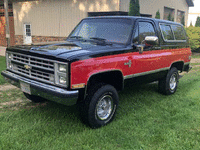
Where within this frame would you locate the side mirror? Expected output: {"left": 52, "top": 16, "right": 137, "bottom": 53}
{"left": 145, "top": 36, "right": 159, "bottom": 45}
{"left": 137, "top": 45, "right": 144, "bottom": 54}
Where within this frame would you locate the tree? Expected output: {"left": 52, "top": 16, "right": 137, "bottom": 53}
{"left": 181, "top": 16, "right": 185, "bottom": 26}
{"left": 189, "top": 21, "right": 193, "bottom": 27}
{"left": 128, "top": 0, "right": 140, "bottom": 16}
{"left": 167, "top": 13, "right": 172, "bottom": 21}
{"left": 195, "top": 16, "right": 200, "bottom": 27}
{"left": 155, "top": 10, "right": 160, "bottom": 19}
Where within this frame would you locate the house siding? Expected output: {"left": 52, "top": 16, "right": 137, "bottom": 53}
{"left": 13, "top": 0, "right": 189, "bottom": 45}
{"left": 13, "top": 0, "right": 119, "bottom": 38}
{"left": 120, "top": 0, "right": 188, "bottom": 24}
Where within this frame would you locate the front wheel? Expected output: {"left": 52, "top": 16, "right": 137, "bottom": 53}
{"left": 79, "top": 84, "right": 119, "bottom": 128}
{"left": 158, "top": 67, "right": 179, "bottom": 95}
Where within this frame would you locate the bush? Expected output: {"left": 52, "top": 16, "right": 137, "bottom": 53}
{"left": 186, "top": 27, "right": 200, "bottom": 52}
{"left": 155, "top": 10, "right": 160, "bottom": 19}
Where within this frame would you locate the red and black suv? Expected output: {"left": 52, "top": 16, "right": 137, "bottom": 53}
{"left": 1, "top": 16, "right": 192, "bottom": 128}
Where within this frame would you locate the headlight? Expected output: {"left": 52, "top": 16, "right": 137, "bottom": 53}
{"left": 8, "top": 53, "right": 12, "bottom": 59}
{"left": 6, "top": 53, "right": 12, "bottom": 69}
{"left": 58, "top": 64, "right": 67, "bottom": 72}
{"left": 59, "top": 76, "right": 66, "bottom": 84}
{"left": 55, "top": 63, "right": 68, "bottom": 87}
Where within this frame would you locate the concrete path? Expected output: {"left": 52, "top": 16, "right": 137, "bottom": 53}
{"left": 0, "top": 46, "right": 6, "bottom": 56}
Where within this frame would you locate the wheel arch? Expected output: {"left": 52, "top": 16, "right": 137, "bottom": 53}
{"left": 77, "top": 70, "right": 124, "bottom": 102}
{"left": 170, "top": 61, "right": 184, "bottom": 72}
{"left": 86, "top": 70, "right": 124, "bottom": 91}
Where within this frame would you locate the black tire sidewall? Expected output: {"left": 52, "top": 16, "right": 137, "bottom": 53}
{"left": 165, "top": 67, "right": 179, "bottom": 95}
{"left": 87, "top": 85, "right": 118, "bottom": 128}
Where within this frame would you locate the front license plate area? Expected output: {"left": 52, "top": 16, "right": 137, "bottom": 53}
{"left": 20, "top": 81, "right": 31, "bottom": 94}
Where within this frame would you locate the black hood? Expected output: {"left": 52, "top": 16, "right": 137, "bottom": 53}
{"left": 8, "top": 40, "right": 127, "bottom": 62}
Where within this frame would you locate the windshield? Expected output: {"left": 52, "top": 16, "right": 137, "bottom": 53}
{"left": 68, "top": 18, "right": 133, "bottom": 44}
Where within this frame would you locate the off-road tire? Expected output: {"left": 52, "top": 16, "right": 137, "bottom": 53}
{"left": 158, "top": 67, "right": 179, "bottom": 95}
{"left": 79, "top": 83, "right": 119, "bottom": 128}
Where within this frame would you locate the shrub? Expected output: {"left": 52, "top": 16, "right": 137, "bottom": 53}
{"left": 128, "top": 0, "right": 140, "bottom": 16}
{"left": 155, "top": 10, "right": 160, "bottom": 19}
{"left": 186, "top": 27, "right": 200, "bottom": 52}
{"left": 195, "top": 16, "right": 200, "bottom": 27}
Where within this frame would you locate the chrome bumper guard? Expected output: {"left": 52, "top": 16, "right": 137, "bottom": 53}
{"left": 1, "top": 70, "right": 79, "bottom": 106}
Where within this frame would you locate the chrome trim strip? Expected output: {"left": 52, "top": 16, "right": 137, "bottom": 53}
{"left": 124, "top": 67, "right": 170, "bottom": 79}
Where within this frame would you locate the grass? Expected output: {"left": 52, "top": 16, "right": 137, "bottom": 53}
{"left": 0, "top": 56, "right": 200, "bottom": 149}
{"left": 0, "top": 56, "right": 6, "bottom": 84}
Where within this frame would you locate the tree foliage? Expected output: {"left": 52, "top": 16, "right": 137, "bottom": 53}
{"left": 155, "top": 10, "right": 160, "bottom": 19}
{"left": 167, "top": 13, "right": 174, "bottom": 21}
{"left": 195, "top": 16, "right": 200, "bottom": 27}
{"left": 128, "top": 0, "right": 140, "bottom": 16}
{"left": 189, "top": 21, "right": 193, "bottom": 27}
{"left": 181, "top": 16, "right": 185, "bottom": 26}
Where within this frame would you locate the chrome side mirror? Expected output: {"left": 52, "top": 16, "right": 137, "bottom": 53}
{"left": 145, "top": 36, "right": 159, "bottom": 45}
{"left": 137, "top": 45, "right": 144, "bottom": 54}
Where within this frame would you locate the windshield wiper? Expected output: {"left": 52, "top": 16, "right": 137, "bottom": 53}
{"left": 89, "top": 37, "right": 112, "bottom": 45}
{"left": 90, "top": 37, "right": 106, "bottom": 41}
{"left": 69, "top": 36, "right": 83, "bottom": 39}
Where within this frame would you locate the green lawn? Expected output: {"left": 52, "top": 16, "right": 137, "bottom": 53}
{"left": 0, "top": 56, "right": 200, "bottom": 149}
{"left": 0, "top": 56, "right": 6, "bottom": 84}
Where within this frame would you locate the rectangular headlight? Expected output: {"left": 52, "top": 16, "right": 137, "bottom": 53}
{"left": 6, "top": 53, "right": 12, "bottom": 69}
{"left": 59, "top": 76, "right": 66, "bottom": 84}
{"left": 54, "top": 62, "right": 68, "bottom": 87}
{"left": 58, "top": 64, "right": 67, "bottom": 72}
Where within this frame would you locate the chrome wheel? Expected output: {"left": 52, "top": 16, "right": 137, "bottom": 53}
{"left": 169, "top": 73, "right": 177, "bottom": 91}
{"left": 96, "top": 95, "right": 113, "bottom": 120}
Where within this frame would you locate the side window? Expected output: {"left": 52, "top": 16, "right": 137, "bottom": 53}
{"left": 133, "top": 25, "right": 139, "bottom": 44}
{"left": 171, "top": 25, "right": 186, "bottom": 40}
{"left": 138, "top": 22, "right": 156, "bottom": 44}
{"left": 160, "top": 24, "right": 174, "bottom": 40}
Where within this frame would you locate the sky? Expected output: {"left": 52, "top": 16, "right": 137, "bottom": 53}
{"left": 187, "top": 0, "right": 200, "bottom": 26}
{"left": 189, "top": 0, "right": 200, "bottom": 13}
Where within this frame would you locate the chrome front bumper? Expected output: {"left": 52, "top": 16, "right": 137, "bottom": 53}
{"left": 1, "top": 70, "right": 79, "bottom": 106}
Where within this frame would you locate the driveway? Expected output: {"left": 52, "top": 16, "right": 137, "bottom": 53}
{"left": 0, "top": 46, "right": 6, "bottom": 56}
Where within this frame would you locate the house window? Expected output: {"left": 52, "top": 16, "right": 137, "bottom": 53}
{"left": 164, "top": 7, "right": 175, "bottom": 21}
{"left": 177, "top": 10, "right": 185, "bottom": 24}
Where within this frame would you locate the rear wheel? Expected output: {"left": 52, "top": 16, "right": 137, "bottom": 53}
{"left": 79, "top": 84, "right": 119, "bottom": 128}
{"left": 158, "top": 67, "right": 179, "bottom": 95}
{"left": 24, "top": 93, "right": 46, "bottom": 103}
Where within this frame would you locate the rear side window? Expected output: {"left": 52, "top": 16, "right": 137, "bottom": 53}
{"left": 171, "top": 25, "right": 186, "bottom": 40}
{"left": 160, "top": 24, "right": 174, "bottom": 40}
{"left": 160, "top": 23, "right": 186, "bottom": 42}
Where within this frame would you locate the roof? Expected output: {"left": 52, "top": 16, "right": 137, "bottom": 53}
{"left": 85, "top": 16, "right": 183, "bottom": 25}
{"left": 186, "top": 0, "right": 194, "bottom": 7}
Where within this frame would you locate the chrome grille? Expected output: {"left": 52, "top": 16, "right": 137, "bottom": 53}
{"left": 11, "top": 53, "right": 55, "bottom": 84}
